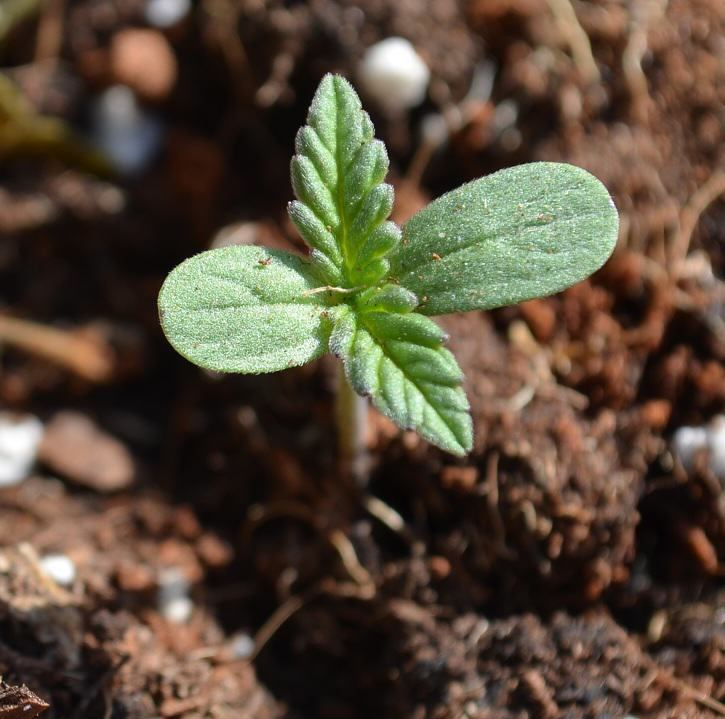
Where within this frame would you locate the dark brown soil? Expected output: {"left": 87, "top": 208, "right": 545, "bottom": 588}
{"left": 0, "top": 0, "right": 723, "bottom": 717}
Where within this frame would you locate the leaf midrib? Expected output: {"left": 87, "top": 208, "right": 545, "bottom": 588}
{"left": 398, "top": 190, "right": 606, "bottom": 277}
{"left": 359, "top": 315, "right": 467, "bottom": 451}
{"left": 175, "top": 302, "right": 324, "bottom": 311}
{"left": 333, "top": 80, "right": 352, "bottom": 285}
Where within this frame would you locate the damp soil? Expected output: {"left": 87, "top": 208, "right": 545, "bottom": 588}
{"left": 0, "top": 0, "right": 723, "bottom": 717}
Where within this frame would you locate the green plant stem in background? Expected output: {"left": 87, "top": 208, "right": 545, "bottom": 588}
{"left": 0, "top": 0, "right": 43, "bottom": 46}
{"left": 0, "top": 72, "right": 111, "bottom": 175}
{"left": 336, "top": 363, "right": 368, "bottom": 487}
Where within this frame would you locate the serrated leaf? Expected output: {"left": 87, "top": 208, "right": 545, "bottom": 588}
{"left": 331, "top": 307, "right": 472, "bottom": 455}
{"left": 392, "top": 162, "right": 619, "bottom": 316}
{"left": 288, "top": 74, "right": 399, "bottom": 287}
{"left": 356, "top": 284, "right": 418, "bottom": 313}
{"left": 158, "top": 246, "right": 334, "bottom": 374}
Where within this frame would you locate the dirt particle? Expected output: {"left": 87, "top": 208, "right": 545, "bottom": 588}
{"left": 39, "top": 411, "right": 136, "bottom": 492}
{"left": 110, "top": 29, "right": 177, "bottom": 102}
{"left": 429, "top": 555, "right": 452, "bottom": 580}
{"left": 0, "top": 680, "right": 49, "bottom": 718}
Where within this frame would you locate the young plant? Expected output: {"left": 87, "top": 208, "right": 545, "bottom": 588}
{"left": 158, "top": 74, "right": 618, "bottom": 460}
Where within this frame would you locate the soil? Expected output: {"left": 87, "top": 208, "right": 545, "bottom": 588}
{"left": 0, "top": 0, "right": 723, "bottom": 717}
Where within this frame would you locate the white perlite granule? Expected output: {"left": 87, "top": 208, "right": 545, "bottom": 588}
{"left": 359, "top": 37, "right": 430, "bottom": 112}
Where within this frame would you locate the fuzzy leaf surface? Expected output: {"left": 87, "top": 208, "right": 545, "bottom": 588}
{"left": 331, "top": 307, "right": 472, "bottom": 455}
{"left": 355, "top": 284, "right": 419, "bottom": 313}
{"left": 392, "top": 162, "right": 619, "bottom": 315}
{"left": 158, "top": 246, "right": 333, "bottom": 374}
{"left": 288, "top": 74, "right": 400, "bottom": 286}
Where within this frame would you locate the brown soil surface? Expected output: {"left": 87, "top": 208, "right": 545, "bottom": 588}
{"left": 0, "top": 0, "right": 723, "bottom": 717}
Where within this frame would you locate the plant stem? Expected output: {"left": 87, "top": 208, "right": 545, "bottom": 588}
{"left": 0, "top": 0, "right": 42, "bottom": 44}
{"left": 336, "top": 363, "right": 369, "bottom": 488}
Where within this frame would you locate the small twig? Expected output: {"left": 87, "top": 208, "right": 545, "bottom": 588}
{"left": 249, "top": 593, "right": 308, "bottom": 661}
{"left": 0, "top": 314, "right": 114, "bottom": 382}
{"left": 671, "top": 171, "right": 725, "bottom": 269}
{"left": 656, "top": 660, "right": 725, "bottom": 716}
{"left": 506, "top": 384, "right": 536, "bottom": 412}
{"left": 363, "top": 494, "right": 406, "bottom": 534}
{"left": 536, "top": 382, "right": 590, "bottom": 410}
{"left": 684, "top": 688, "right": 725, "bottom": 717}
{"left": 249, "top": 580, "right": 375, "bottom": 661}
{"left": 622, "top": 0, "right": 668, "bottom": 123}
{"left": 622, "top": 20, "right": 650, "bottom": 122}
{"left": 328, "top": 528, "right": 374, "bottom": 587}
{"left": 406, "top": 133, "right": 441, "bottom": 188}
{"left": 482, "top": 452, "right": 517, "bottom": 561}
{"left": 545, "top": 0, "right": 600, "bottom": 84}
{"left": 363, "top": 493, "right": 419, "bottom": 553}
{"left": 243, "top": 500, "right": 374, "bottom": 587}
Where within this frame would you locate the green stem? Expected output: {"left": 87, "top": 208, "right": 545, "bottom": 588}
{"left": 0, "top": 0, "right": 43, "bottom": 44}
{"left": 336, "top": 363, "right": 369, "bottom": 487}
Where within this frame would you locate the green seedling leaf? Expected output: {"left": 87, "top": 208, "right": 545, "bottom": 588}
{"left": 158, "top": 246, "right": 334, "bottom": 374}
{"left": 330, "top": 307, "right": 472, "bottom": 455}
{"left": 392, "top": 162, "right": 619, "bottom": 316}
{"left": 288, "top": 74, "right": 400, "bottom": 287}
{"left": 159, "top": 76, "right": 619, "bottom": 459}
{"left": 356, "top": 284, "right": 418, "bottom": 313}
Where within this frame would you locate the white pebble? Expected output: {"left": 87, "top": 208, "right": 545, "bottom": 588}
{"left": 40, "top": 554, "right": 77, "bottom": 586}
{"left": 145, "top": 0, "right": 191, "bottom": 28}
{"left": 157, "top": 567, "right": 193, "bottom": 623}
{"left": 672, "top": 426, "right": 709, "bottom": 471}
{"left": 672, "top": 416, "right": 725, "bottom": 479}
{"left": 359, "top": 37, "right": 430, "bottom": 112}
{"left": 0, "top": 413, "right": 44, "bottom": 487}
{"left": 708, "top": 416, "right": 725, "bottom": 479}
{"left": 161, "top": 595, "right": 194, "bottom": 624}
{"left": 91, "top": 86, "right": 163, "bottom": 176}
{"left": 229, "top": 633, "right": 255, "bottom": 659}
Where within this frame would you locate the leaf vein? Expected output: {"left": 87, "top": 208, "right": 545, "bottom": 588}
{"left": 400, "top": 206, "right": 607, "bottom": 276}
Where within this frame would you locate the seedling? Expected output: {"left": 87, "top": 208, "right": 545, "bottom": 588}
{"left": 159, "top": 74, "right": 618, "bottom": 464}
